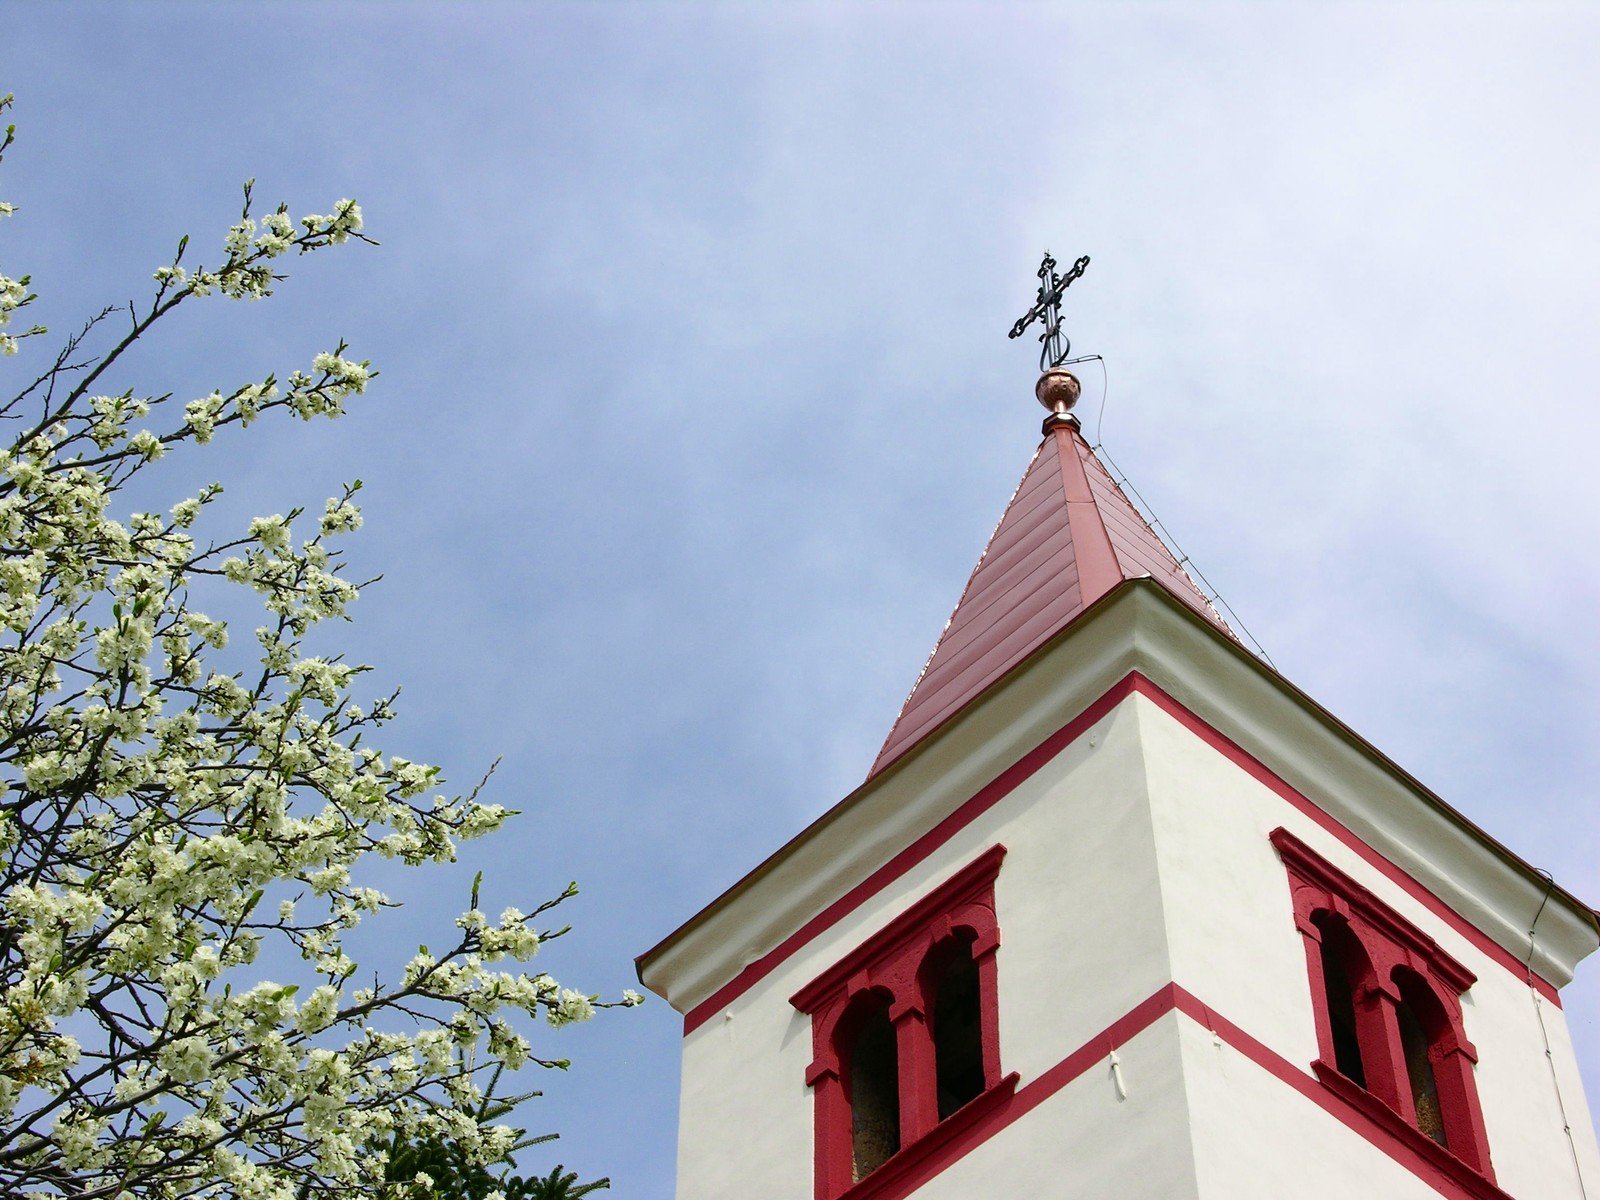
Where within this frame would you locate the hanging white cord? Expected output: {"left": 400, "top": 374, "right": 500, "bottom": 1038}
{"left": 1526, "top": 871, "right": 1592, "bottom": 1199}
{"left": 1108, "top": 1048, "right": 1128, "bottom": 1101}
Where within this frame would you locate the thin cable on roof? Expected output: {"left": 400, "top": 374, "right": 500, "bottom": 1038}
{"left": 1525, "top": 870, "right": 1592, "bottom": 1200}
{"left": 1097, "top": 444, "right": 1276, "bottom": 670}
{"left": 1091, "top": 354, "right": 1110, "bottom": 448}
{"left": 1088, "top": 378, "right": 1278, "bottom": 671}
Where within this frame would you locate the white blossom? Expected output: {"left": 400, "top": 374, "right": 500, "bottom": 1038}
{"left": 311, "top": 350, "right": 370, "bottom": 393}
{"left": 0, "top": 99, "right": 624, "bottom": 1199}
{"left": 247, "top": 513, "right": 291, "bottom": 550}
{"left": 320, "top": 494, "right": 363, "bottom": 535}
{"left": 549, "top": 989, "right": 595, "bottom": 1028}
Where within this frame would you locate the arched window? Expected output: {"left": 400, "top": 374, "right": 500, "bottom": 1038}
{"left": 1272, "top": 827, "right": 1496, "bottom": 1186}
{"left": 792, "top": 845, "right": 1012, "bottom": 1200}
{"left": 840, "top": 996, "right": 900, "bottom": 1181}
{"left": 925, "top": 934, "right": 985, "bottom": 1120}
{"left": 1313, "top": 912, "right": 1369, "bottom": 1088}
{"left": 1393, "top": 969, "right": 1450, "bottom": 1148}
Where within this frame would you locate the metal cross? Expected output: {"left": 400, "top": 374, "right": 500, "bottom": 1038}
{"left": 1008, "top": 251, "right": 1091, "bottom": 371}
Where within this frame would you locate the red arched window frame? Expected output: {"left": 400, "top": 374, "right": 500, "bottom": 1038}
{"left": 790, "top": 846, "right": 1017, "bottom": 1200}
{"left": 1271, "top": 827, "right": 1496, "bottom": 1185}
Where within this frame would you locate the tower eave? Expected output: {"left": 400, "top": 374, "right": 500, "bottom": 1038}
{"left": 635, "top": 579, "right": 1598, "bottom": 1014}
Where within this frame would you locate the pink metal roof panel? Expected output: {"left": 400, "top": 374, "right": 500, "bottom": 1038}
{"left": 868, "top": 424, "right": 1233, "bottom": 778}
{"left": 881, "top": 588, "right": 1087, "bottom": 754}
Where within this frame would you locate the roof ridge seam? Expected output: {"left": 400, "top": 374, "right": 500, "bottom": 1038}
{"left": 1053, "top": 429, "right": 1125, "bottom": 605}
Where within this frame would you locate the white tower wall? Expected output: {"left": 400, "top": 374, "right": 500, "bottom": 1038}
{"left": 1138, "top": 693, "right": 1600, "bottom": 1198}
{"left": 644, "top": 585, "right": 1600, "bottom": 1200}
{"left": 674, "top": 697, "right": 1198, "bottom": 1199}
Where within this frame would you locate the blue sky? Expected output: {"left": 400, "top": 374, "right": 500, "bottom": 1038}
{"left": 6, "top": 3, "right": 1598, "bottom": 1194}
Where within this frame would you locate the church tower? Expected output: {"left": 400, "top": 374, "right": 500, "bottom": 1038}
{"left": 635, "top": 272, "right": 1600, "bottom": 1199}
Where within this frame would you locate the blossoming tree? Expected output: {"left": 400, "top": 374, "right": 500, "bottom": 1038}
{"left": 0, "top": 95, "right": 635, "bottom": 1198}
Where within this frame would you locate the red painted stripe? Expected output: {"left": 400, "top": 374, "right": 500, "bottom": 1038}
{"left": 1126, "top": 676, "right": 1562, "bottom": 1007}
{"left": 835, "top": 984, "right": 1184, "bottom": 1200}
{"left": 679, "top": 672, "right": 1561, "bottom": 1035}
{"left": 1168, "top": 987, "right": 1515, "bottom": 1200}
{"left": 1007, "top": 983, "right": 1183, "bottom": 1123}
{"left": 680, "top": 675, "right": 1142, "bottom": 1035}
{"left": 839, "top": 984, "right": 1514, "bottom": 1200}
{"left": 835, "top": 1073, "right": 1020, "bottom": 1200}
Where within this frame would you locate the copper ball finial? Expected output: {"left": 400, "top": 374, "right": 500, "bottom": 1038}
{"left": 1035, "top": 367, "right": 1081, "bottom": 415}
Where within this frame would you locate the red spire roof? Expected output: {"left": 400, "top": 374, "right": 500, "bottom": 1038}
{"left": 868, "top": 420, "right": 1233, "bottom": 778}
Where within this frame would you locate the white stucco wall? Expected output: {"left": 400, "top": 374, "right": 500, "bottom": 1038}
{"left": 1176, "top": 1016, "right": 1447, "bottom": 1200}
{"left": 654, "top": 588, "right": 1598, "bottom": 1200}
{"left": 1137, "top": 692, "right": 1600, "bottom": 1198}
{"left": 674, "top": 695, "right": 1189, "bottom": 1199}
{"left": 917, "top": 1015, "right": 1198, "bottom": 1200}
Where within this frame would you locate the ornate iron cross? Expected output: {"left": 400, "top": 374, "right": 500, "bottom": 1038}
{"left": 1008, "top": 251, "right": 1091, "bottom": 371}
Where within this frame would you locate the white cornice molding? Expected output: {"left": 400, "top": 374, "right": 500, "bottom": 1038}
{"left": 638, "top": 590, "right": 1141, "bottom": 1013}
{"left": 639, "top": 582, "right": 1598, "bottom": 1013}
{"left": 1124, "top": 583, "right": 1598, "bottom": 987}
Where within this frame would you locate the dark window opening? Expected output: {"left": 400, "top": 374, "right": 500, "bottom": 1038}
{"left": 1396, "top": 999, "right": 1445, "bottom": 1145}
{"left": 847, "top": 1004, "right": 900, "bottom": 1181}
{"left": 931, "top": 940, "right": 986, "bottom": 1120}
{"left": 1394, "top": 971, "right": 1449, "bottom": 1148}
{"left": 1273, "top": 830, "right": 1494, "bottom": 1183}
{"left": 1316, "top": 915, "right": 1367, "bottom": 1089}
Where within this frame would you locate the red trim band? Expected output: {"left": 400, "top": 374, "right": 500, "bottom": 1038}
{"left": 791, "top": 846, "right": 1007, "bottom": 1198}
{"left": 789, "top": 845, "right": 1006, "bottom": 1014}
{"left": 680, "top": 673, "right": 1558, "bottom": 1035}
{"left": 1134, "top": 681, "right": 1561, "bottom": 1007}
{"left": 1171, "top": 990, "right": 1516, "bottom": 1200}
{"left": 838, "top": 983, "right": 1515, "bottom": 1200}
{"left": 681, "top": 675, "right": 1139, "bottom": 1034}
{"left": 833, "top": 1074, "right": 1019, "bottom": 1200}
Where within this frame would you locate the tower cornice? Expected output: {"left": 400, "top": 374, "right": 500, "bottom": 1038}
{"left": 637, "top": 581, "right": 1599, "bottom": 1021}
